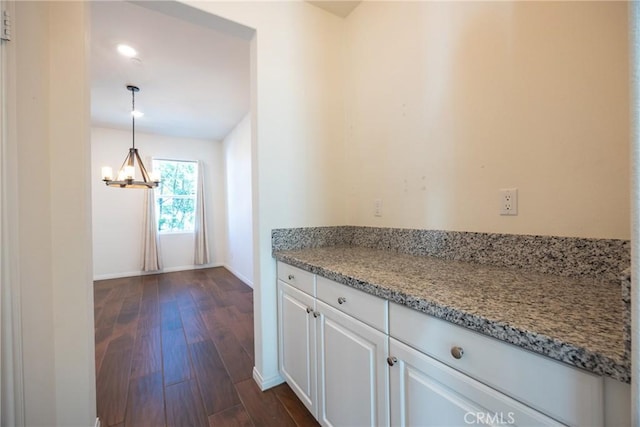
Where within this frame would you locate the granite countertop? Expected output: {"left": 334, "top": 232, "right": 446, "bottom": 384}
{"left": 274, "top": 246, "right": 629, "bottom": 382}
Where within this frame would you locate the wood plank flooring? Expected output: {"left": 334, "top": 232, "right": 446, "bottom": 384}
{"left": 95, "top": 267, "right": 319, "bottom": 427}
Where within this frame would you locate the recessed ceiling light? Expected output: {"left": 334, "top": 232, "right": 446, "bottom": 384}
{"left": 131, "top": 110, "right": 144, "bottom": 118}
{"left": 117, "top": 44, "right": 137, "bottom": 58}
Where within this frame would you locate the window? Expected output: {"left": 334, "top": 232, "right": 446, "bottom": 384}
{"left": 153, "top": 159, "right": 198, "bottom": 233}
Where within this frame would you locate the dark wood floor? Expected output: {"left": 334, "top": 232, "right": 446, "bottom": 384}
{"left": 94, "top": 267, "right": 319, "bottom": 427}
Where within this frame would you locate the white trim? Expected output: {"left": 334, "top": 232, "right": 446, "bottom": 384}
{"left": 152, "top": 156, "right": 199, "bottom": 164}
{"left": 157, "top": 230, "right": 195, "bottom": 236}
{"left": 252, "top": 366, "right": 283, "bottom": 391}
{"left": 94, "top": 417, "right": 101, "bottom": 427}
{"left": 0, "top": 0, "right": 24, "bottom": 424}
{"left": 631, "top": 2, "right": 640, "bottom": 425}
{"left": 223, "top": 263, "right": 254, "bottom": 288}
{"left": 93, "top": 263, "right": 224, "bottom": 281}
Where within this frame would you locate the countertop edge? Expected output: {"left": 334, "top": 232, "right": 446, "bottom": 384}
{"left": 274, "top": 252, "right": 631, "bottom": 383}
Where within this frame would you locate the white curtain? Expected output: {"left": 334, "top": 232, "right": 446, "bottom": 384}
{"left": 194, "top": 160, "right": 210, "bottom": 265}
{"left": 142, "top": 188, "right": 162, "bottom": 271}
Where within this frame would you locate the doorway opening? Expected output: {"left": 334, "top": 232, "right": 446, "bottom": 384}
{"left": 89, "top": 1, "right": 260, "bottom": 424}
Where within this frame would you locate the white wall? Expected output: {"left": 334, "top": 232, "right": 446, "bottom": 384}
{"left": 179, "top": 0, "right": 631, "bottom": 389}
{"left": 11, "top": 3, "right": 55, "bottom": 423}
{"left": 91, "top": 127, "right": 226, "bottom": 279}
{"left": 8, "top": 1, "right": 96, "bottom": 425}
{"left": 178, "top": 1, "right": 347, "bottom": 388}
{"left": 344, "top": 1, "right": 630, "bottom": 240}
{"left": 223, "top": 113, "right": 254, "bottom": 287}
{"left": 10, "top": 5, "right": 628, "bottom": 423}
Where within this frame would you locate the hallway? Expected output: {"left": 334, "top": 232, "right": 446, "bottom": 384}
{"left": 94, "top": 267, "right": 318, "bottom": 426}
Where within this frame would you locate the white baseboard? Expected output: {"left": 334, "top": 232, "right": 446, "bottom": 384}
{"left": 93, "top": 263, "right": 224, "bottom": 281}
{"left": 252, "top": 366, "right": 284, "bottom": 391}
{"left": 223, "top": 264, "right": 254, "bottom": 288}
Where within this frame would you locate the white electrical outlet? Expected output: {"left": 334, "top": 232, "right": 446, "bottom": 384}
{"left": 500, "top": 188, "right": 518, "bottom": 216}
{"left": 374, "top": 199, "right": 383, "bottom": 217}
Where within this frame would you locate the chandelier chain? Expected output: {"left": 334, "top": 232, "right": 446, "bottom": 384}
{"left": 131, "top": 87, "right": 136, "bottom": 150}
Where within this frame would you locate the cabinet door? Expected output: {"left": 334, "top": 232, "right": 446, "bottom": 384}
{"left": 316, "top": 300, "right": 389, "bottom": 427}
{"left": 278, "top": 280, "right": 317, "bottom": 416}
{"left": 389, "top": 338, "right": 563, "bottom": 427}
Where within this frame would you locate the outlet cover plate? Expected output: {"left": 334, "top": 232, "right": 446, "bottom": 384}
{"left": 374, "top": 199, "right": 383, "bottom": 217}
{"left": 500, "top": 188, "right": 518, "bottom": 215}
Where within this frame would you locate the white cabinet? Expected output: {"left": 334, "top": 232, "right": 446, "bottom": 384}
{"left": 276, "top": 261, "right": 628, "bottom": 427}
{"left": 388, "top": 337, "right": 562, "bottom": 427}
{"left": 316, "top": 300, "right": 389, "bottom": 427}
{"left": 389, "top": 302, "right": 604, "bottom": 426}
{"left": 278, "top": 280, "right": 317, "bottom": 416}
{"left": 277, "top": 262, "right": 389, "bottom": 427}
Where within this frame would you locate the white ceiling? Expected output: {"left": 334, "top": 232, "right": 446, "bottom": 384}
{"left": 89, "top": 1, "right": 363, "bottom": 141}
{"left": 90, "top": 1, "right": 251, "bottom": 141}
{"left": 308, "top": 1, "right": 361, "bottom": 18}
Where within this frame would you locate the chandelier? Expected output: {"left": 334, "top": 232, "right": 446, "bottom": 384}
{"left": 101, "top": 85, "right": 160, "bottom": 189}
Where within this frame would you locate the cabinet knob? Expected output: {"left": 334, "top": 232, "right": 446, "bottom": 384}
{"left": 288, "top": 274, "right": 295, "bottom": 280}
{"left": 306, "top": 307, "right": 313, "bottom": 314}
{"left": 451, "top": 346, "right": 464, "bottom": 360}
{"left": 313, "top": 311, "right": 320, "bottom": 318}
{"left": 337, "top": 297, "right": 347, "bottom": 305}
{"left": 387, "top": 356, "right": 398, "bottom": 367}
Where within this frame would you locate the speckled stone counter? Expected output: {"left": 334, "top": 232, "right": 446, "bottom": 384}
{"left": 274, "top": 245, "right": 630, "bottom": 382}
{"left": 272, "top": 226, "right": 630, "bottom": 281}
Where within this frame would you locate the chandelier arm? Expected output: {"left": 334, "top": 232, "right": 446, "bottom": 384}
{"left": 134, "top": 149, "right": 152, "bottom": 182}
{"left": 115, "top": 150, "right": 133, "bottom": 178}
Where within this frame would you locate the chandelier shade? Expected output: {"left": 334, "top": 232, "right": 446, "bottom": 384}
{"left": 102, "top": 85, "right": 159, "bottom": 189}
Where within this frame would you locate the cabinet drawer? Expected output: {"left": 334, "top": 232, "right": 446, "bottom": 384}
{"left": 389, "top": 302, "right": 603, "bottom": 426}
{"left": 278, "top": 262, "right": 315, "bottom": 296}
{"left": 317, "top": 276, "right": 388, "bottom": 333}
{"left": 389, "top": 337, "right": 563, "bottom": 427}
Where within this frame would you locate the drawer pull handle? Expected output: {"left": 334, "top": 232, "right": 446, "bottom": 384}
{"left": 306, "top": 307, "right": 313, "bottom": 314}
{"left": 387, "top": 356, "right": 398, "bottom": 367}
{"left": 288, "top": 274, "right": 295, "bottom": 280}
{"left": 451, "top": 346, "right": 464, "bottom": 360}
{"left": 337, "top": 297, "right": 347, "bottom": 305}
{"left": 313, "top": 311, "right": 320, "bottom": 318}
